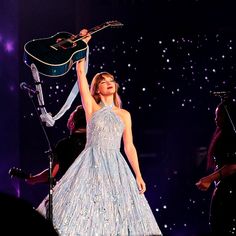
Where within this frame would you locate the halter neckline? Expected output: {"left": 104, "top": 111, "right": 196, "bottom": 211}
{"left": 99, "top": 101, "right": 114, "bottom": 108}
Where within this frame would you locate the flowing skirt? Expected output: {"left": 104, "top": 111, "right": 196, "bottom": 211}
{"left": 37, "top": 146, "right": 162, "bottom": 236}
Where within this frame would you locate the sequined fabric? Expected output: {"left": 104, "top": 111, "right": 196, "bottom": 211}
{"left": 37, "top": 105, "right": 162, "bottom": 236}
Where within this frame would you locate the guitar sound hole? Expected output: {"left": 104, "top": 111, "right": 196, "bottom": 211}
{"left": 55, "top": 38, "right": 77, "bottom": 50}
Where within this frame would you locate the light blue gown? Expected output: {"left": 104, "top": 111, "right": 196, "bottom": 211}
{"left": 37, "top": 104, "right": 162, "bottom": 236}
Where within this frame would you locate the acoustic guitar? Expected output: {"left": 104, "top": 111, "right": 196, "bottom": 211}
{"left": 23, "top": 20, "right": 123, "bottom": 77}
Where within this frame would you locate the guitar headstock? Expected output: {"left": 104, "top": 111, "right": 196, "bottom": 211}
{"left": 8, "top": 167, "right": 30, "bottom": 180}
{"left": 105, "top": 20, "right": 124, "bottom": 28}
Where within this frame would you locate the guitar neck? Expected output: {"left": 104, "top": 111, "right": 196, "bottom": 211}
{"left": 88, "top": 23, "right": 111, "bottom": 35}
{"left": 74, "top": 21, "right": 123, "bottom": 42}
{"left": 74, "top": 24, "right": 109, "bottom": 42}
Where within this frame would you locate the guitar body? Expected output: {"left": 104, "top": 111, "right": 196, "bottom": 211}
{"left": 24, "top": 32, "right": 88, "bottom": 77}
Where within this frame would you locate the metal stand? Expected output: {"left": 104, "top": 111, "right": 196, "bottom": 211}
{"left": 23, "top": 83, "right": 54, "bottom": 222}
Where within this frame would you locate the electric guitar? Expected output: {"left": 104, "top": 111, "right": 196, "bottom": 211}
{"left": 8, "top": 167, "right": 57, "bottom": 186}
{"left": 23, "top": 20, "right": 123, "bottom": 77}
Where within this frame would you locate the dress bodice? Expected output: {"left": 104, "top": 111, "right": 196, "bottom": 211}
{"left": 85, "top": 104, "right": 124, "bottom": 150}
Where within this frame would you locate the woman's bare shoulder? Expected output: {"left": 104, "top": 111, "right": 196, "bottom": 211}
{"left": 114, "top": 107, "right": 131, "bottom": 121}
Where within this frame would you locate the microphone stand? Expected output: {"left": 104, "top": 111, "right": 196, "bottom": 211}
{"left": 23, "top": 85, "right": 54, "bottom": 223}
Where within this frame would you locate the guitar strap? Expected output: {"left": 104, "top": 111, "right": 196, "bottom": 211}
{"left": 30, "top": 47, "right": 89, "bottom": 127}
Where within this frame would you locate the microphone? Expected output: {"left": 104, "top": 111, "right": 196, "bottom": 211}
{"left": 20, "top": 82, "right": 38, "bottom": 94}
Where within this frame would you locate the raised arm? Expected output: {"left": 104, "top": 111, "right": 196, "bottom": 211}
{"left": 76, "top": 59, "right": 94, "bottom": 116}
{"left": 122, "top": 110, "right": 146, "bottom": 194}
{"left": 76, "top": 30, "right": 98, "bottom": 120}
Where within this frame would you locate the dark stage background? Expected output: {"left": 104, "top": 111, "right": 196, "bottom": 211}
{"left": 1, "top": 0, "right": 236, "bottom": 235}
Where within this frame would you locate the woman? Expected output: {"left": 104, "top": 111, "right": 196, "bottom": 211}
{"left": 196, "top": 98, "right": 236, "bottom": 235}
{"left": 37, "top": 30, "right": 162, "bottom": 235}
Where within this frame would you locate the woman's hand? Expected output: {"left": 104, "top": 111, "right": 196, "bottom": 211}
{"left": 79, "top": 29, "right": 91, "bottom": 44}
{"left": 136, "top": 175, "right": 146, "bottom": 194}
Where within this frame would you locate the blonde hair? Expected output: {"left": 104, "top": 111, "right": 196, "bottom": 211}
{"left": 90, "top": 72, "right": 122, "bottom": 108}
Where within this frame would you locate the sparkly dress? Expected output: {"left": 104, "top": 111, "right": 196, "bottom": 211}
{"left": 37, "top": 104, "right": 162, "bottom": 236}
